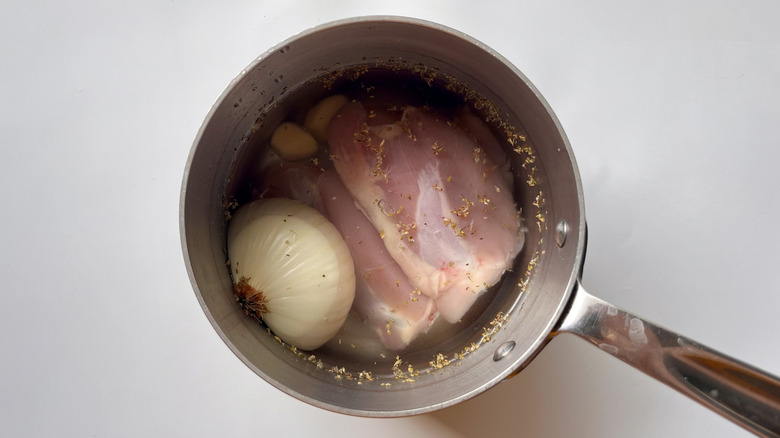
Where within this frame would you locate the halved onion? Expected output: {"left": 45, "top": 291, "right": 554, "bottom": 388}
{"left": 227, "top": 197, "right": 356, "bottom": 350}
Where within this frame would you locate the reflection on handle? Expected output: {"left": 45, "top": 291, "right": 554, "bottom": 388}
{"left": 555, "top": 282, "right": 780, "bottom": 437}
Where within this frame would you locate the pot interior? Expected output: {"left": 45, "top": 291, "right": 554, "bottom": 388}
{"left": 181, "top": 16, "right": 585, "bottom": 416}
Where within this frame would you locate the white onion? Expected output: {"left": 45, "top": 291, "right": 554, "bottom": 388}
{"left": 227, "top": 197, "right": 356, "bottom": 350}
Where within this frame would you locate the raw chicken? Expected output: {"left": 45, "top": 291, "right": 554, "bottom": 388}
{"left": 318, "top": 172, "right": 438, "bottom": 350}
{"left": 261, "top": 164, "right": 438, "bottom": 350}
{"left": 328, "top": 102, "right": 523, "bottom": 323}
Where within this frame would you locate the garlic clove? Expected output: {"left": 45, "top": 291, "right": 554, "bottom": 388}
{"left": 270, "top": 122, "right": 319, "bottom": 161}
{"left": 304, "top": 94, "right": 349, "bottom": 143}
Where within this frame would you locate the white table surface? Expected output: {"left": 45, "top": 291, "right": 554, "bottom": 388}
{"left": 2, "top": 1, "right": 779, "bottom": 437}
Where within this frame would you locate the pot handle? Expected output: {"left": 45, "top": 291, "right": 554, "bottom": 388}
{"left": 555, "top": 282, "right": 780, "bottom": 437}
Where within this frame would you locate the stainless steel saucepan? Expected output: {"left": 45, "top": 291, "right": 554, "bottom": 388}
{"left": 180, "top": 16, "right": 780, "bottom": 436}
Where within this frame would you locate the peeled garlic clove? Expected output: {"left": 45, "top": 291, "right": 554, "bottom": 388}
{"left": 304, "top": 94, "right": 349, "bottom": 143}
{"left": 270, "top": 122, "right": 319, "bottom": 161}
{"left": 227, "top": 197, "right": 356, "bottom": 350}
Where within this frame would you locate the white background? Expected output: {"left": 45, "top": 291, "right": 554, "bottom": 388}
{"left": 2, "top": 1, "right": 779, "bottom": 437}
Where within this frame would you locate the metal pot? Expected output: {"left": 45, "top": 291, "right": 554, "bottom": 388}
{"left": 180, "top": 16, "right": 780, "bottom": 435}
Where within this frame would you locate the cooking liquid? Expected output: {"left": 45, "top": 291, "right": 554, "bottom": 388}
{"left": 228, "top": 67, "right": 524, "bottom": 376}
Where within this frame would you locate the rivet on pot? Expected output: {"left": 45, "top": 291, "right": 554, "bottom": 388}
{"left": 493, "top": 341, "right": 516, "bottom": 361}
{"left": 555, "top": 219, "right": 568, "bottom": 248}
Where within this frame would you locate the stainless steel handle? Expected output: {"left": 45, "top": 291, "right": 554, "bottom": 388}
{"left": 555, "top": 282, "right": 780, "bottom": 437}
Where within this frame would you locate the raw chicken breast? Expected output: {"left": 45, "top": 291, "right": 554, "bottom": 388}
{"left": 328, "top": 102, "right": 523, "bottom": 323}
{"left": 261, "top": 164, "right": 438, "bottom": 350}
{"left": 318, "top": 172, "right": 438, "bottom": 350}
